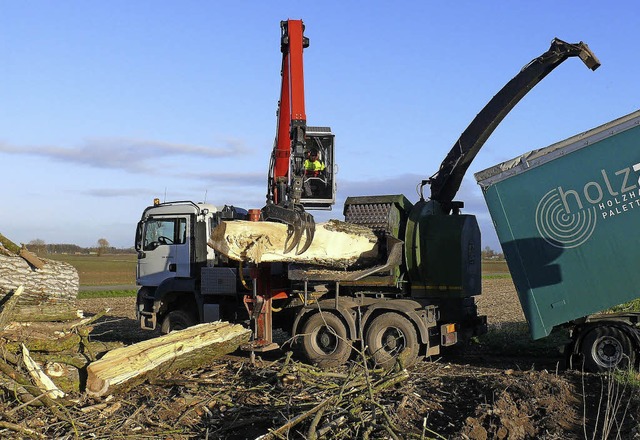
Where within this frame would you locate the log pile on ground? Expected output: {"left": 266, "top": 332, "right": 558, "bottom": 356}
{"left": 1, "top": 309, "right": 250, "bottom": 394}
{"left": 0, "top": 308, "right": 122, "bottom": 395}
{"left": 0, "top": 312, "right": 252, "bottom": 437}
{"left": 209, "top": 219, "right": 379, "bottom": 268}
{"left": 0, "top": 233, "right": 79, "bottom": 322}
{"left": 0, "top": 232, "right": 252, "bottom": 436}
{"left": 0, "top": 234, "right": 100, "bottom": 398}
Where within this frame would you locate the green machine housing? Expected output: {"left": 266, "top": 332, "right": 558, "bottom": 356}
{"left": 342, "top": 194, "right": 483, "bottom": 338}
{"left": 475, "top": 110, "right": 640, "bottom": 339}
{"left": 343, "top": 195, "right": 481, "bottom": 298}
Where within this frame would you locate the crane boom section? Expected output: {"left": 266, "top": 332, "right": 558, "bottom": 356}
{"left": 273, "top": 45, "right": 291, "bottom": 181}
{"left": 286, "top": 20, "right": 307, "bottom": 124}
{"left": 273, "top": 19, "right": 308, "bottom": 186}
{"left": 429, "top": 38, "right": 600, "bottom": 212}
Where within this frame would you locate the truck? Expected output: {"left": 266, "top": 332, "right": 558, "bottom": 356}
{"left": 475, "top": 109, "right": 640, "bottom": 372}
{"left": 135, "top": 22, "right": 601, "bottom": 369}
{"left": 135, "top": 195, "right": 483, "bottom": 368}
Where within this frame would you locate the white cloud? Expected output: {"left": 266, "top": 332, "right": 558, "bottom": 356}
{"left": 82, "top": 188, "right": 152, "bottom": 197}
{"left": 0, "top": 137, "right": 250, "bottom": 173}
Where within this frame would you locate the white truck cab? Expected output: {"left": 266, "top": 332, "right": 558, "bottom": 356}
{"left": 135, "top": 200, "right": 247, "bottom": 332}
{"left": 136, "top": 200, "right": 218, "bottom": 286}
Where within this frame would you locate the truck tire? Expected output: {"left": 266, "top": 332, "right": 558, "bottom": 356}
{"left": 580, "top": 326, "right": 636, "bottom": 372}
{"left": 366, "top": 312, "right": 419, "bottom": 369}
{"left": 161, "top": 310, "right": 197, "bottom": 334}
{"left": 301, "top": 312, "right": 352, "bottom": 368}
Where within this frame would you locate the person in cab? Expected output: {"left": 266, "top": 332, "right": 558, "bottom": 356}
{"left": 304, "top": 149, "right": 325, "bottom": 176}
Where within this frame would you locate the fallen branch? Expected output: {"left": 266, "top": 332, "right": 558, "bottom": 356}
{"left": 352, "top": 369, "right": 409, "bottom": 405}
{"left": 0, "top": 355, "right": 70, "bottom": 419}
{"left": 0, "top": 233, "right": 20, "bottom": 255}
{"left": 0, "top": 420, "right": 46, "bottom": 439}
{"left": 19, "top": 247, "right": 44, "bottom": 270}
{"left": 22, "top": 344, "right": 65, "bottom": 399}
{"left": 260, "top": 396, "right": 339, "bottom": 440}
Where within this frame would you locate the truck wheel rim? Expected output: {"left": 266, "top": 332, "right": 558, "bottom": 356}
{"left": 380, "top": 327, "right": 406, "bottom": 355}
{"left": 593, "top": 335, "right": 623, "bottom": 368}
{"left": 313, "top": 326, "right": 338, "bottom": 355}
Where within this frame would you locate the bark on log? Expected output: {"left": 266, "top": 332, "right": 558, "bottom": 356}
{"left": 0, "top": 285, "right": 23, "bottom": 330}
{"left": 209, "top": 219, "right": 379, "bottom": 268}
{"left": 0, "top": 254, "right": 79, "bottom": 322}
{"left": 85, "top": 321, "right": 251, "bottom": 397}
{"left": 19, "top": 248, "right": 44, "bottom": 270}
{"left": 10, "top": 305, "right": 82, "bottom": 323}
{"left": 0, "top": 233, "right": 21, "bottom": 255}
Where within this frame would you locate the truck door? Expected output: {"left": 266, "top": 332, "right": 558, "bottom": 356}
{"left": 137, "top": 216, "right": 190, "bottom": 286}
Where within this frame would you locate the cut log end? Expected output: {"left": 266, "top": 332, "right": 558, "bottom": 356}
{"left": 86, "top": 377, "right": 109, "bottom": 397}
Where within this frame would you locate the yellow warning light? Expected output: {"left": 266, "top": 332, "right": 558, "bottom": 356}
{"left": 444, "top": 323, "right": 456, "bottom": 334}
{"left": 154, "top": 198, "right": 160, "bottom": 206}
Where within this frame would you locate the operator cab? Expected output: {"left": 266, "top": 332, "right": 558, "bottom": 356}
{"left": 301, "top": 126, "right": 336, "bottom": 210}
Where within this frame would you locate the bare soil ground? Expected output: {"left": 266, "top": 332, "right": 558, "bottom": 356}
{"left": 2, "top": 279, "right": 638, "bottom": 439}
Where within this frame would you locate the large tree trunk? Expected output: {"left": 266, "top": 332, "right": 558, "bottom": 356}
{"left": 209, "top": 219, "right": 379, "bottom": 268}
{"left": 0, "top": 254, "right": 79, "bottom": 322}
{"left": 85, "top": 321, "right": 251, "bottom": 397}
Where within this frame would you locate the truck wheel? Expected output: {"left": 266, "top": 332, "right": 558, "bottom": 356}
{"left": 301, "top": 312, "right": 352, "bottom": 368}
{"left": 580, "top": 326, "right": 636, "bottom": 372}
{"left": 366, "top": 312, "right": 419, "bottom": 369}
{"left": 161, "top": 310, "right": 197, "bottom": 334}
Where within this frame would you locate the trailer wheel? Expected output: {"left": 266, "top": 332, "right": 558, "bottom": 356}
{"left": 580, "top": 326, "right": 635, "bottom": 372}
{"left": 301, "top": 312, "right": 351, "bottom": 368}
{"left": 366, "top": 312, "right": 419, "bottom": 369}
{"left": 161, "top": 310, "right": 197, "bottom": 334}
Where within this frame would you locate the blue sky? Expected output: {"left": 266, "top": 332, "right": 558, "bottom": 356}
{"left": 1, "top": 1, "right": 638, "bottom": 250}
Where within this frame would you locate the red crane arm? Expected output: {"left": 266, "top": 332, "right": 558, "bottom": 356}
{"left": 273, "top": 19, "right": 308, "bottom": 192}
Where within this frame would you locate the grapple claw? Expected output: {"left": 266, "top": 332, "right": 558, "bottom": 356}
{"left": 295, "top": 212, "right": 315, "bottom": 255}
{"left": 283, "top": 215, "right": 303, "bottom": 254}
{"left": 262, "top": 203, "right": 315, "bottom": 254}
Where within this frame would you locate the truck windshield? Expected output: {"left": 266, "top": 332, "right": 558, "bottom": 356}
{"left": 143, "top": 218, "right": 186, "bottom": 251}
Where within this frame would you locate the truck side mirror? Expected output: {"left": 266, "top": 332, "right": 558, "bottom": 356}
{"left": 134, "top": 221, "right": 144, "bottom": 251}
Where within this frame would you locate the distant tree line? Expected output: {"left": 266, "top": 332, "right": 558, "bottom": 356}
{"left": 27, "top": 239, "right": 136, "bottom": 255}
{"left": 481, "top": 245, "right": 504, "bottom": 260}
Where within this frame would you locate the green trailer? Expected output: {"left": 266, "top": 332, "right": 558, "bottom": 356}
{"left": 475, "top": 110, "right": 640, "bottom": 371}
